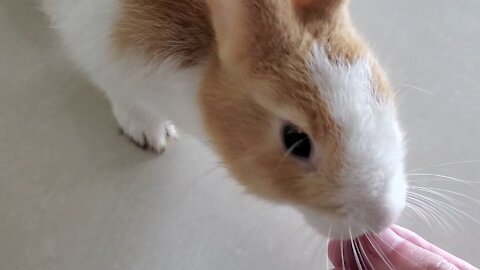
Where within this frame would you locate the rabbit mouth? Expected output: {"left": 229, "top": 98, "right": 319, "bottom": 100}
{"left": 294, "top": 181, "right": 407, "bottom": 240}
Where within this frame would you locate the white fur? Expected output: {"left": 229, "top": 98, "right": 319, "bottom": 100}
{"left": 306, "top": 45, "right": 407, "bottom": 238}
{"left": 43, "top": 0, "right": 406, "bottom": 238}
{"left": 43, "top": 0, "right": 207, "bottom": 151}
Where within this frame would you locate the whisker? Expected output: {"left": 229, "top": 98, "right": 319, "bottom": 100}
{"left": 399, "top": 83, "right": 436, "bottom": 96}
{"left": 407, "top": 173, "right": 479, "bottom": 185}
{"left": 326, "top": 225, "right": 332, "bottom": 270}
{"left": 405, "top": 207, "right": 418, "bottom": 224}
{"left": 274, "top": 138, "right": 307, "bottom": 171}
{"left": 408, "top": 192, "right": 459, "bottom": 231}
{"left": 407, "top": 194, "right": 456, "bottom": 233}
{"left": 405, "top": 200, "right": 435, "bottom": 230}
{"left": 408, "top": 192, "right": 456, "bottom": 222}
{"left": 400, "top": 203, "right": 424, "bottom": 227}
{"left": 354, "top": 241, "right": 368, "bottom": 270}
{"left": 409, "top": 191, "right": 480, "bottom": 227}
{"left": 359, "top": 228, "right": 375, "bottom": 270}
{"left": 409, "top": 159, "right": 480, "bottom": 173}
{"left": 411, "top": 192, "right": 474, "bottom": 225}
{"left": 349, "top": 226, "right": 363, "bottom": 270}
{"left": 410, "top": 186, "right": 458, "bottom": 205}
{"left": 340, "top": 238, "right": 346, "bottom": 270}
{"left": 368, "top": 227, "right": 421, "bottom": 269}
{"left": 412, "top": 186, "right": 480, "bottom": 206}
{"left": 363, "top": 230, "right": 395, "bottom": 270}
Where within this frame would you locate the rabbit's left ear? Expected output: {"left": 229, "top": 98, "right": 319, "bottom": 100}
{"left": 293, "top": 0, "right": 347, "bottom": 23}
{"left": 205, "top": 0, "right": 250, "bottom": 68}
{"left": 205, "top": 0, "right": 303, "bottom": 70}
{"left": 293, "top": 0, "right": 345, "bottom": 10}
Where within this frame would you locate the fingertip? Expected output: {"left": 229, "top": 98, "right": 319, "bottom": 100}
{"left": 327, "top": 239, "right": 356, "bottom": 268}
{"left": 327, "top": 240, "right": 342, "bottom": 267}
{"left": 392, "top": 225, "right": 477, "bottom": 269}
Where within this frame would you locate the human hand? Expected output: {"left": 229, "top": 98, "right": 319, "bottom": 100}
{"left": 328, "top": 225, "right": 478, "bottom": 270}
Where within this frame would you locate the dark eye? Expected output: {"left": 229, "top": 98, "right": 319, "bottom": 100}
{"left": 282, "top": 124, "right": 312, "bottom": 159}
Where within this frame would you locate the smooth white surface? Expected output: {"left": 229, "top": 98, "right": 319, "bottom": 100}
{"left": 1, "top": 0, "right": 479, "bottom": 269}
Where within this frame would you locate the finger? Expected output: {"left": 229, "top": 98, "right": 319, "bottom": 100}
{"left": 359, "top": 228, "right": 460, "bottom": 270}
{"left": 391, "top": 225, "right": 479, "bottom": 270}
{"left": 328, "top": 240, "right": 359, "bottom": 269}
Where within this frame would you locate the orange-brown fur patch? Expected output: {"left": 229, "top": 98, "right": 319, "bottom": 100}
{"left": 113, "top": 0, "right": 394, "bottom": 209}
{"left": 113, "top": 0, "right": 213, "bottom": 67}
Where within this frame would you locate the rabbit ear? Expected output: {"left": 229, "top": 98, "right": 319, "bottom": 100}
{"left": 206, "top": 0, "right": 250, "bottom": 67}
{"left": 206, "top": 0, "right": 348, "bottom": 69}
{"left": 206, "top": 0, "right": 301, "bottom": 70}
{"left": 293, "top": 0, "right": 347, "bottom": 23}
{"left": 293, "top": 0, "right": 345, "bottom": 10}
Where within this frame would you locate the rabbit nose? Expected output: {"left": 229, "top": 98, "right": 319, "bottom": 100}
{"left": 348, "top": 180, "right": 407, "bottom": 233}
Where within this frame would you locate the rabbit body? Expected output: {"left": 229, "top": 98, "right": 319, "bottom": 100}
{"left": 43, "top": 0, "right": 408, "bottom": 239}
{"left": 43, "top": 0, "right": 209, "bottom": 150}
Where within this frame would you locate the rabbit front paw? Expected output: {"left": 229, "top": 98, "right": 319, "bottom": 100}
{"left": 113, "top": 104, "right": 178, "bottom": 153}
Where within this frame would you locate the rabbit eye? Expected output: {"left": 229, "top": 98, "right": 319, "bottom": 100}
{"left": 282, "top": 124, "right": 312, "bottom": 159}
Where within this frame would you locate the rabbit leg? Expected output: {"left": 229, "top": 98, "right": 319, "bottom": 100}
{"left": 112, "top": 100, "right": 178, "bottom": 153}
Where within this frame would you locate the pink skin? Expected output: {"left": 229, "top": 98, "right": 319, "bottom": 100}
{"left": 328, "top": 225, "right": 479, "bottom": 270}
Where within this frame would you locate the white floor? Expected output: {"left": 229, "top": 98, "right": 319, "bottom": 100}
{"left": 1, "top": 0, "right": 479, "bottom": 269}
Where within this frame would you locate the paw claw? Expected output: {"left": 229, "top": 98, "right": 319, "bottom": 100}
{"left": 164, "top": 122, "right": 178, "bottom": 140}
{"left": 118, "top": 121, "right": 177, "bottom": 153}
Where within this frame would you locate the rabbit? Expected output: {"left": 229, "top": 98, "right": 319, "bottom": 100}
{"left": 42, "top": 0, "right": 407, "bottom": 239}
